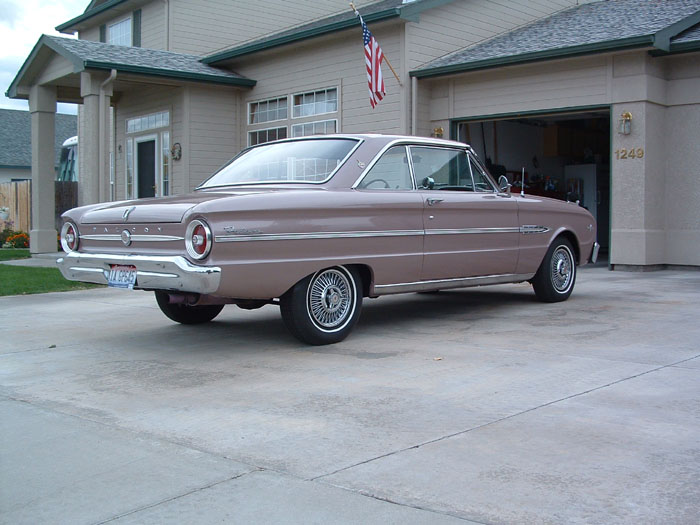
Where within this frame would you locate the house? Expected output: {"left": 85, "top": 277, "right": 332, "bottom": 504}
{"left": 6, "top": 0, "right": 700, "bottom": 270}
{"left": 0, "top": 109, "right": 77, "bottom": 183}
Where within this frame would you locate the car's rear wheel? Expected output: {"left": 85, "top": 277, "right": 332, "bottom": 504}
{"left": 154, "top": 291, "right": 224, "bottom": 324}
{"left": 531, "top": 237, "right": 577, "bottom": 302}
{"left": 280, "top": 265, "right": 363, "bottom": 345}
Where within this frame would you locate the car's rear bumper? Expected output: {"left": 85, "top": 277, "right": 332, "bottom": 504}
{"left": 590, "top": 242, "right": 600, "bottom": 264}
{"left": 56, "top": 252, "right": 221, "bottom": 294}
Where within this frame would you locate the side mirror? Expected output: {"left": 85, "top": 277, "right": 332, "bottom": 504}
{"left": 498, "top": 175, "right": 511, "bottom": 194}
{"left": 420, "top": 176, "right": 435, "bottom": 190}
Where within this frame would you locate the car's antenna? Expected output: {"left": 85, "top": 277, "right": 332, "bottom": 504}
{"left": 521, "top": 167, "right": 525, "bottom": 197}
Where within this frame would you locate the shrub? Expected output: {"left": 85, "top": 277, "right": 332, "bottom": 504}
{"left": 3, "top": 232, "right": 29, "bottom": 249}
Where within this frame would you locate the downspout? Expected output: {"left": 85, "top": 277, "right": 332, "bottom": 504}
{"left": 99, "top": 69, "right": 117, "bottom": 202}
{"left": 411, "top": 76, "right": 417, "bottom": 135}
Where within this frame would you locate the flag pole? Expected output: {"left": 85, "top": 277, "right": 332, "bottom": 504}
{"left": 350, "top": 3, "right": 403, "bottom": 86}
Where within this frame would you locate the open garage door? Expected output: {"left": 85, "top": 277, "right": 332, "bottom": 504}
{"left": 455, "top": 108, "right": 610, "bottom": 256}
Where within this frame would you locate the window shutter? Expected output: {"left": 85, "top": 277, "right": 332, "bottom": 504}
{"left": 99, "top": 24, "right": 106, "bottom": 43}
{"left": 132, "top": 9, "right": 141, "bottom": 47}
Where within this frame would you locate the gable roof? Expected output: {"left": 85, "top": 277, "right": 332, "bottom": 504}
{"left": 0, "top": 109, "right": 77, "bottom": 169}
{"left": 411, "top": 0, "right": 700, "bottom": 79}
{"left": 201, "top": 0, "right": 456, "bottom": 64}
{"left": 7, "top": 35, "right": 255, "bottom": 99}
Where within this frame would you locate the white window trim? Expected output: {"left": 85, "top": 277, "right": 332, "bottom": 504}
{"left": 248, "top": 96, "right": 289, "bottom": 125}
{"left": 291, "top": 86, "right": 339, "bottom": 120}
{"left": 134, "top": 134, "right": 159, "bottom": 198}
{"left": 248, "top": 126, "right": 288, "bottom": 147}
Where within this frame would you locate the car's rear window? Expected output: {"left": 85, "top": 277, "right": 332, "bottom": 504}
{"left": 199, "top": 138, "right": 358, "bottom": 187}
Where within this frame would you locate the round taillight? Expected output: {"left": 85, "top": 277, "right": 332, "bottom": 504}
{"left": 185, "top": 219, "right": 212, "bottom": 260}
{"left": 60, "top": 222, "right": 79, "bottom": 252}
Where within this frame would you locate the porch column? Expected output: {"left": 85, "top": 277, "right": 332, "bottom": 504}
{"left": 80, "top": 72, "right": 100, "bottom": 206}
{"left": 28, "top": 85, "right": 57, "bottom": 254}
{"left": 80, "top": 71, "right": 115, "bottom": 205}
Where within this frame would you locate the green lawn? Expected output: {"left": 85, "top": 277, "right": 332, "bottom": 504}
{"left": 0, "top": 249, "right": 31, "bottom": 261}
{"left": 0, "top": 265, "right": 101, "bottom": 296}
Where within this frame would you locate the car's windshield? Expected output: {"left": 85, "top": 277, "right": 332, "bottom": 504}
{"left": 199, "top": 138, "right": 358, "bottom": 187}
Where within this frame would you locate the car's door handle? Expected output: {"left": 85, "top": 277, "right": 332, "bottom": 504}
{"left": 426, "top": 198, "right": 444, "bottom": 206}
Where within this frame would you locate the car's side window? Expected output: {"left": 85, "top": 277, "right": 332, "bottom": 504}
{"left": 358, "top": 146, "right": 413, "bottom": 190}
{"left": 410, "top": 147, "right": 473, "bottom": 191}
{"left": 469, "top": 155, "right": 496, "bottom": 192}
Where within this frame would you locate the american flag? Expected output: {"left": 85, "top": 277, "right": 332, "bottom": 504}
{"left": 355, "top": 10, "right": 385, "bottom": 108}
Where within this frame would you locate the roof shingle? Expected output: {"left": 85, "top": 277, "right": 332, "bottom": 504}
{"left": 0, "top": 109, "right": 76, "bottom": 169}
{"left": 412, "top": 0, "right": 700, "bottom": 77}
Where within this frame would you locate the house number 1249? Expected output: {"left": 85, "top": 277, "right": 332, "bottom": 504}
{"left": 615, "top": 148, "right": 644, "bottom": 160}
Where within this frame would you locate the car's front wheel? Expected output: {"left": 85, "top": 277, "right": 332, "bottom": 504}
{"left": 531, "top": 237, "right": 577, "bottom": 302}
{"left": 280, "top": 265, "right": 363, "bottom": 345}
{"left": 155, "top": 291, "right": 224, "bottom": 324}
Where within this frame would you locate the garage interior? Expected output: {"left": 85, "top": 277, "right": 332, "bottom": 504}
{"left": 456, "top": 109, "right": 611, "bottom": 258}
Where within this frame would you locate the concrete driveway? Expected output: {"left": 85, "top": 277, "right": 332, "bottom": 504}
{"left": 1, "top": 266, "right": 699, "bottom": 524}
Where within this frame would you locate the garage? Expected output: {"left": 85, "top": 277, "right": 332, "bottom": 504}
{"left": 454, "top": 108, "right": 611, "bottom": 259}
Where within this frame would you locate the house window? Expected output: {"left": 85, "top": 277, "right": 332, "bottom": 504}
{"left": 108, "top": 18, "right": 132, "bottom": 46}
{"left": 293, "top": 88, "right": 337, "bottom": 118}
{"left": 249, "top": 127, "right": 287, "bottom": 146}
{"left": 126, "top": 111, "right": 170, "bottom": 133}
{"left": 249, "top": 97, "right": 288, "bottom": 124}
{"left": 161, "top": 131, "right": 170, "bottom": 196}
{"left": 126, "top": 138, "right": 134, "bottom": 199}
{"left": 291, "top": 119, "right": 337, "bottom": 137}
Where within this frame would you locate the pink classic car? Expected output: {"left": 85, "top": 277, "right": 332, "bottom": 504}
{"left": 58, "top": 135, "right": 598, "bottom": 344}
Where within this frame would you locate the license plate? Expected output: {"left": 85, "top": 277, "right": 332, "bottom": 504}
{"left": 107, "top": 265, "right": 137, "bottom": 289}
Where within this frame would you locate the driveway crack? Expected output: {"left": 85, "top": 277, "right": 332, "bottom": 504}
{"left": 313, "top": 353, "right": 700, "bottom": 481}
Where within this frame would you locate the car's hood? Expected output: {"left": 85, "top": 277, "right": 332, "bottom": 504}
{"left": 79, "top": 191, "right": 243, "bottom": 224}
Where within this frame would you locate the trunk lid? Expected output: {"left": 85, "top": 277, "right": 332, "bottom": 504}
{"left": 80, "top": 191, "right": 240, "bottom": 224}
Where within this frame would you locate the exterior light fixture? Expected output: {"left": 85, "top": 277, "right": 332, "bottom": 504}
{"left": 432, "top": 127, "right": 444, "bottom": 138}
{"left": 617, "top": 111, "right": 632, "bottom": 135}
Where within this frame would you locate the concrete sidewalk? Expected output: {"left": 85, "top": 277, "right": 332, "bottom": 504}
{"left": 1, "top": 267, "right": 698, "bottom": 524}
{"left": 0, "top": 252, "right": 63, "bottom": 268}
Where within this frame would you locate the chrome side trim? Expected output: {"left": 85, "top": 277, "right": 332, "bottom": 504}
{"left": 57, "top": 253, "right": 221, "bottom": 294}
{"left": 519, "top": 225, "right": 550, "bottom": 235}
{"left": 374, "top": 273, "right": 535, "bottom": 295}
{"left": 215, "top": 229, "right": 424, "bottom": 243}
{"left": 80, "top": 234, "right": 184, "bottom": 242}
{"left": 427, "top": 227, "right": 519, "bottom": 235}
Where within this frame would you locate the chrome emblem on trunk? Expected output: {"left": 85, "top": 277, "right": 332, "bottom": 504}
{"left": 123, "top": 206, "right": 136, "bottom": 222}
{"left": 121, "top": 230, "right": 132, "bottom": 246}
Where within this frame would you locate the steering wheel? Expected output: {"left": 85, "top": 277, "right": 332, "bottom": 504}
{"left": 363, "top": 178, "right": 391, "bottom": 189}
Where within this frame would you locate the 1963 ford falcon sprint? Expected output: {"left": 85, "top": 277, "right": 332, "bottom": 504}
{"left": 58, "top": 134, "right": 598, "bottom": 345}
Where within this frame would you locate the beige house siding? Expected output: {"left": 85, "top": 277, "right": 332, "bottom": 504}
{"left": 140, "top": 0, "right": 166, "bottom": 50}
{"left": 232, "top": 21, "right": 405, "bottom": 149}
{"left": 407, "top": 0, "right": 581, "bottom": 71}
{"left": 168, "top": 0, "right": 377, "bottom": 56}
{"left": 185, "top": 86, "right": 241, "bottom": 190}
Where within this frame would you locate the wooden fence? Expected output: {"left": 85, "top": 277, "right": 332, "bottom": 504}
{"left": 0, "top": 180, "right": 78, "bottom": 234}
{"left": 0, "top": 181, "right": 31, "bottom": 233}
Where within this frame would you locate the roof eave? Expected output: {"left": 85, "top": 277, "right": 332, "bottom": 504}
{"left": 410, "top": 35, "right": 655, "bottom": 79}
{"left": 201, "top": 8, "right": 401, "bottom": 64}
{"left": 56, "top": 0, "right": 128, "bottom": 34}
{"left": 83, "top": 61, "right": 257, "bottom": 87}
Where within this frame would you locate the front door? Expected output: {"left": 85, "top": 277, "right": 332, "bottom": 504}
{"left": 410, "top": 146, "right": 520, "bottom": 280}
{"left": 136, "top": 139, "right": 156, "bottom": 198}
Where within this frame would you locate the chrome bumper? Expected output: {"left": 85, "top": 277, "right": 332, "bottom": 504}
{"left": 590, "top": 242, "right": 600, "bottom": 264}
{"left": 56, "top": 252, "right": 221, "bottom": 294}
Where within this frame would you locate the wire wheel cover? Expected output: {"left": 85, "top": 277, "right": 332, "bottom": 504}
{"left": 551, "top": 246, "right": 574, "bottom": 292}
{"left": 307, "top": 269, "right": 354, "bottom": 330}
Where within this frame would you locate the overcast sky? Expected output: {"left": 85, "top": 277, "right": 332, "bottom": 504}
{"left": 1, "top": 0, "right": 87, "bottom": 114}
